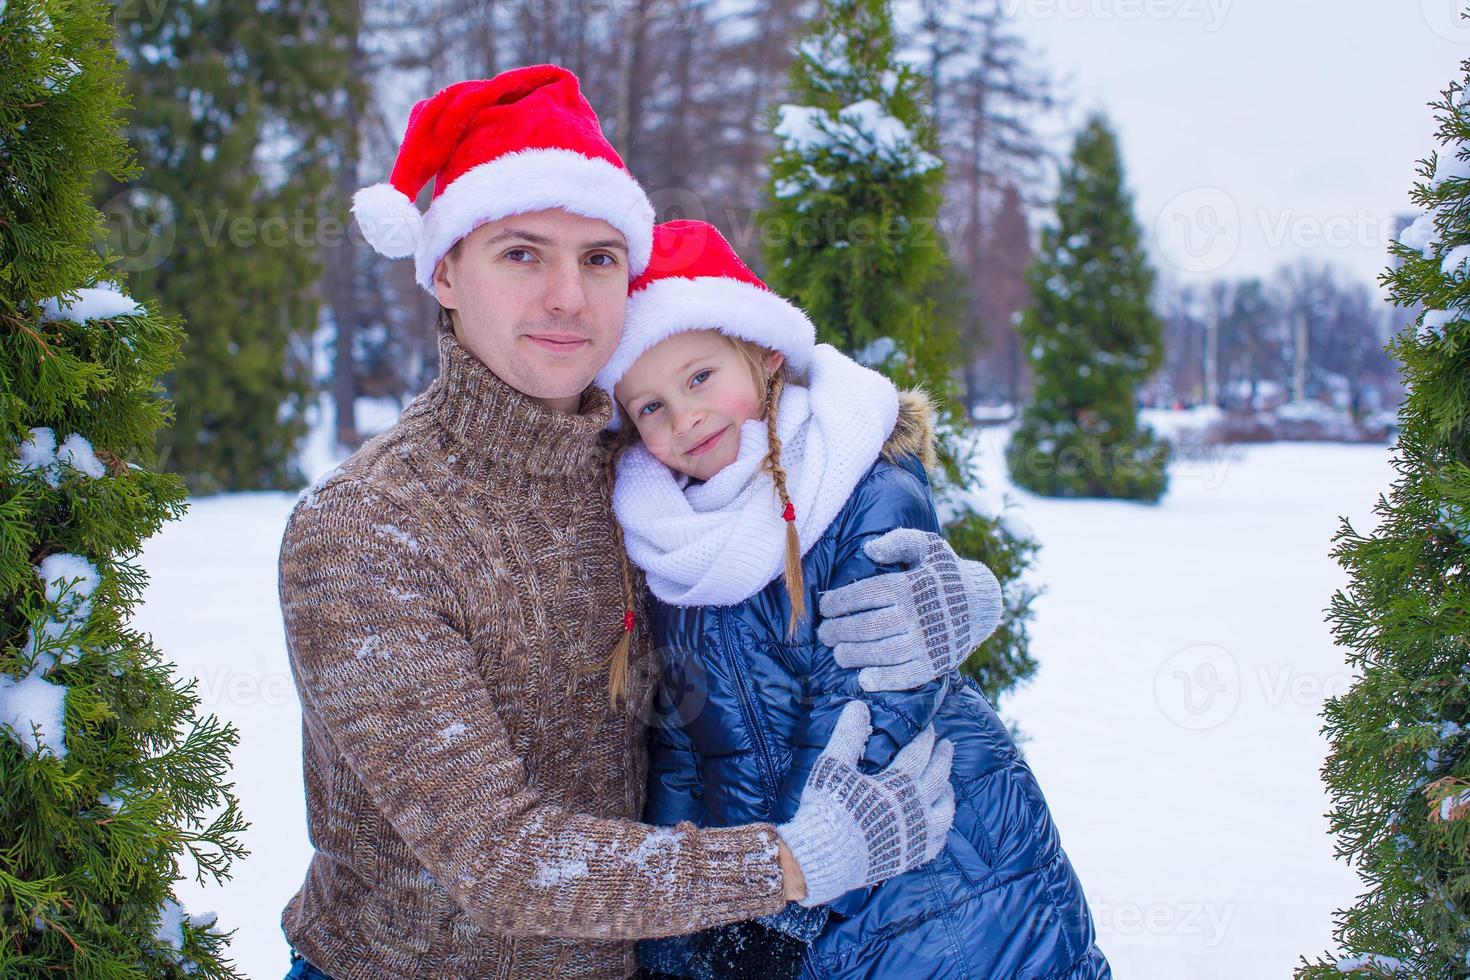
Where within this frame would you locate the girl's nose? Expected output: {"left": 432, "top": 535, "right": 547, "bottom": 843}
{"left": 673, "top": 403, "right": 703, "bottom": 436}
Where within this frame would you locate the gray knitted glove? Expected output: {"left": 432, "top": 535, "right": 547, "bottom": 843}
{"left": 778, "top": 701, "right": 956, "bottom": 908}
{"left": 817, "top": 528, "right": 1003, "bottom": 692}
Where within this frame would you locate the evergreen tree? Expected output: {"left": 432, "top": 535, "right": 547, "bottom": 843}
{"left": 764, "top": 0, "right": 956, "bottom": 393}
{"left": 1297, "top": 65, "right": 1470, "bottom": 979}
{"left": 763, "top": 0, "right": 1038, "bottom": 699}
{"left": 1007, "top": 114, "right": 1170, "bottom": 501}
{"left": 106, "top": 0, "right": 357, "bottom": 493}
{"left": 0, "top": 1, "right": 246, "bottom": 975}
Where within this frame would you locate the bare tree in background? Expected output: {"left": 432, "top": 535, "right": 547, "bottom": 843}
{"left": 972, "top": 182, "right": 1032, "bottom": 408}
{"left": 1216, "top": 277, "right": 1283, "bottom": 409}
{"left": 899, "top": 0, "right": 1055, "bottom": 412}
{"left": 319, "top": 0, "right": 370, "bottom": 447}
{"left": 1155, "top": 265, "right": 1398, "bottom": 421}
{"left": 1271, "top": 261, "right": 1396, "bottom": 415}
{"left": 604, "top": 0, "right": 817, "bottom": 257}
{"left": 1157, "top": 280, "right": 1204, "bottom": 407}
{"left": 323, "top": 0, "right": 1055, "bottom": 442}
{"left": 321, "top": 0, "right": 817, "bottom": 427}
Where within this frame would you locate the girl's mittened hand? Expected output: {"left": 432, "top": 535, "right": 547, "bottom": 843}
{"left": 816, "top": 528, "right": 1003, "bottom": 692}
{"left": 776, "top": 701, "right": 956, "bottom": 908}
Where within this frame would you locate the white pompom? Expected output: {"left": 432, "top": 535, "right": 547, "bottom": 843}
{"left": 352, "top": 183, "right": 422, "bottom": 259}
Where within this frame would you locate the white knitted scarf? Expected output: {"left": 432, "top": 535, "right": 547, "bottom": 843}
{"left": 613, "top": 343, "right": 899, "bottom": 607}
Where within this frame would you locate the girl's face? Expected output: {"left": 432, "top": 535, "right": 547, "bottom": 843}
{"left": 615, "top": 329, "right": 784, "bottom": 482}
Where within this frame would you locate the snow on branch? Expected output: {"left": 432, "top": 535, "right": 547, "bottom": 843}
{"left": 38, "top": 284, "right": 141, "bottom": 324}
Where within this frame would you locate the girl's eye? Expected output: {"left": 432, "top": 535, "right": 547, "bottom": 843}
{"left": 691, "top": 370, "right": 711, "bottom": 387}
{"left": 638, "top": 401, "right": 661, "bottom": 417}
{"left": 505, "top": 248, "right": 535, "bottom": 263}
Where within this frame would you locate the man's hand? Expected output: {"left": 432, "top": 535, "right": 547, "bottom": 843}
{"left": 817, "top": 528, "right": 1003, "bottom": 692}
{"left": 777, "top": 838, "right": 807, "bottom": 902}
{"left": 776, "top": 701, "right": 955, "bottom": 907}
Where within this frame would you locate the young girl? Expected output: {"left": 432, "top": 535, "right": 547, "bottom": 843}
{"left": 600, "top": 220, "right": 1109, "bottom": 979}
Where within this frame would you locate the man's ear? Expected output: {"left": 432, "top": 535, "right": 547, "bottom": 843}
{"left": 432, "top": 253, "right": 457, "bottom": 310}
{"left": 764, "top": 349, "right": 786, "bottom": 374}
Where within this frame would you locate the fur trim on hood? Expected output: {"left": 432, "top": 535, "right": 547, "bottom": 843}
{"left": 881, "top": 388, "right": 938, "bottom": 475}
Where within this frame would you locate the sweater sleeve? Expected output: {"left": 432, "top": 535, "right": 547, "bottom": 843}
{"left": 278, "top": 480, "right": 786, "bottom": 941}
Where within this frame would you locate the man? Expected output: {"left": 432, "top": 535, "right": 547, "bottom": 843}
{"left": 279, "top": 65, "right": 1002, "bottom": 979}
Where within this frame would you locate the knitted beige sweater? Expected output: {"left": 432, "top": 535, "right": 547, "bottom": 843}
{"left": 278, "top": 329, "right": 786, "bottom": 978}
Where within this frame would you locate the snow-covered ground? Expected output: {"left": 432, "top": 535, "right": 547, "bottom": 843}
{"left": 135, "top": 425, "right": 1389, "bottom": 978}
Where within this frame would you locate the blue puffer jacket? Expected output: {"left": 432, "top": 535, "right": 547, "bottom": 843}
{"left": 636, "top": 400, "right": 1110, "bottom": 980}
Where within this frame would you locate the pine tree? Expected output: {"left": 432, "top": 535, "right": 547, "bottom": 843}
{"left": 763, "top": 0, "right": 1038, "bottom": 699}
{"left": 764, "top": 0, "right": 955, "bottom": 390}
{"left": 0, "top": 2, "right": 246, "bottom": 975}
{"left": 106, "top": 0, "right": 357, "bottom": 493}
{"left": 1007, "top": 114, "right": 1170, "bottom": 501}
{"left": 1296, "top": 64, "right": 1470, "bottom": 979}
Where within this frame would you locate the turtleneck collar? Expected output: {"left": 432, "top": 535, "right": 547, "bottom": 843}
{"left": 422, "top": 328, "right": 613, "bottom": 479}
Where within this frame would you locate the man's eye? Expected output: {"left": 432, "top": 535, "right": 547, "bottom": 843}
{"left": 638, "top": 401, "right": 661, "bottom": 416}
{"left": 587, "top": 252, "right": 618, "bottom": 268}
{"left": 691, "top": 370, "right": 711, "bottom": 386}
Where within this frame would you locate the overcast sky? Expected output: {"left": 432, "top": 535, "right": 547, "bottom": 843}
{"left": 1007, "top": 0, "right": 1470, "bottom": 293}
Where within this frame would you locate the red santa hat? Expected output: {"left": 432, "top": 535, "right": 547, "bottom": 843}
{"left": 596, "top": 219, "right": 816, "bottom": 430}
{"left": 352, "top": 64, "right": 655, "bottom": 293}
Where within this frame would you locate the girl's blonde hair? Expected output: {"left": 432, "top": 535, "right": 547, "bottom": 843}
{"left": 604, "top": 441, "right": 638, "bottom": 706}
{"left": 604, "top": 333, "right": 806, "bottom": 704}
{"left": 728, "top": 336, "right": 807, "bottom": 639}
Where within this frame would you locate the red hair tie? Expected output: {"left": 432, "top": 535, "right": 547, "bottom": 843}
{"left": 623, "top": 610, "right": 636, "bottom": 632}
{"left": 782, "top": 502, "right": 796, "bottom": 522}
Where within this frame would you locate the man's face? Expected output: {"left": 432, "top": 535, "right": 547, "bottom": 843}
{"left": 433, "top": 208, "right": 630, "bottom": 413}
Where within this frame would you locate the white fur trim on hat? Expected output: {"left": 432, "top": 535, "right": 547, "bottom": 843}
{"left": 352, "top": 183, "right": 423, "bottom": 259}
{"left": 414, "top": 148, "right": 655, "bottom": 293}
{"left": 596, "top": 275, "right": 817, "bottom": 429}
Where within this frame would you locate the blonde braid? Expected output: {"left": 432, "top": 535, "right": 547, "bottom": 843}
{"left": 603, "top": 438, "right": 638, "bottom": 706}
{"left": 762, "top": 371, "right": 807, "bottom": 638}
